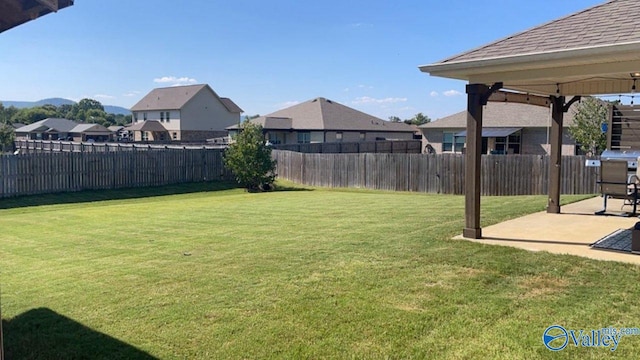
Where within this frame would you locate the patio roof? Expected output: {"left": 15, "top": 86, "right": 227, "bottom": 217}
{"left": 420, "top": 0, "right": 640, "bottom": 97}
{"left": 0, "top": 0, "right": 74, "bottom": 34}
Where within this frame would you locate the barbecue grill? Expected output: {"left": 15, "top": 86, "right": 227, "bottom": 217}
{"left": 598, "top": 149, "right": 640, "bottom": 171}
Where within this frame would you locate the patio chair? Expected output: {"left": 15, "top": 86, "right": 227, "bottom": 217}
{"left": 595, "top": 160, "right": 640, "bottom": 216}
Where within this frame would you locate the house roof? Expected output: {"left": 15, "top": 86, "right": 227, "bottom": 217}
{"left": 108, "top": 125, "right": 124, "bottom": 132}
{"left": 70, "top": 124, "right": 113, "bottom": 134}
{"left": 125, "top": 120, "right": 167, "bottom": 132}
{"left": 0, "top": 0, "right": 74, "bottom": 34}
{"left": 419, "top": 0, "right": 640, "bottom": 96}
{"left": 420, "top": 102, "right": 576, "bottom": 129}
{"left": 15, "top": 118, "right": 78, "bottom": 133}
{"left": 130, "top": 84, "right": 243, "bottom": 113}
{"left": 230, "top": 97, "right": 415, "bottom": 132}
{"left": 441, "top": 0, "right": 638, "bottom": 63}
{"left": 220, "top": 98, "right": 244, "bottom": 113}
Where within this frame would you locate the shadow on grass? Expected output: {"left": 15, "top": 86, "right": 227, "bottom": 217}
{"left": 2, "top": 308, "right": 157, "bottom": 359}
{"left": 0, "top": 181, "right": 240, "bottom": 210}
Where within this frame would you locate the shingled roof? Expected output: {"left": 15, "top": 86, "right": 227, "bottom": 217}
{"left": 420, "top": 0, "right": 640, "bottom": 96}
{"left": 131, "top": 84, "right": 243, "bottom": 113}
{"left": 442, "top": 0, "right": 640, "bottom": 63}
{"left": 0, "top": 0, "right": 74, "bottom": 34}
{"left": 230, "top": 97, "right": 415, "bottom": 132}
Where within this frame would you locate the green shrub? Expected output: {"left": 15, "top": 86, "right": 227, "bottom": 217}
{"left": 224, "top": 122, "right": 277, "bottom": 191}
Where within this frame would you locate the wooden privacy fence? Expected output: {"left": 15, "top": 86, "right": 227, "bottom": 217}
{"left": 0, "top": 150, "right": 233, "bottom": 198}
{"left": 14, "top": 140, "right": 227, "bottom": 154}
{"left": 273, "top": 140, "right": 422, "bottom": 154}
{"left": 273, "top": 151, "right": 600, "bottom": 195}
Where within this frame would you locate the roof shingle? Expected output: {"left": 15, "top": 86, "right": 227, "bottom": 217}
{"left": 441, "top": 0, "right": 640, "bottom": 63}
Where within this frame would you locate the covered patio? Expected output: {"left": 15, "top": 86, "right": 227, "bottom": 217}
{"left": 420, "top": 0, "right": 640, "bottom": 242}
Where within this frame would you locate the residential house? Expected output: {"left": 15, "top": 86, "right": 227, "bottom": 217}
{"left": 15, "top": 118, "right": 79, "bottom": 140}
{"left": 15, "top": 118, "right": 113, "bottom": 142}
{"left": 228, "top": 97, "right": 417, "bottom": 144}
{"left": 129, "top": 84, "right": 243, "bottom": 142}
{"left": 420, "top": 102, "right": 579, "bottom": 155}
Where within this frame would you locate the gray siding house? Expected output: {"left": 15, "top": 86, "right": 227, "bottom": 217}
{"left": 229, "top": 97, "right": 417, "bottom": 144}
{"left": 15, "top": 118, "right": 112, "bottom": 142}
{"left": 130, "top": 84, "right": 243, "bottom": 142}
{"left": 420, "top": 102, "right": 579, "bottom": 155}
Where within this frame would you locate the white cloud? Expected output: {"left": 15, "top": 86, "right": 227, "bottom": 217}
{"left": 94, "top": 94, "right": 115, "bottom": 100}
{"left": 153, "top": 76, "right": 198, "bottom": 86}
{"left": 358, "top": 84, "right": 374, "bottom": 89}
{"left": 430, "top": 91, "right": 439, "bottom": 97}
{"left": 352, "top": 96, "right": 407, "bottom": 104}
{"left": 350, "top": 23, "right": 373, "bottom": 28}
{"left": 123, "top": 91, "right": 141, "bottom": 97}
{"left": 343, "top": 88, "right": 350, "bottom": 92}
{"left": 444, "top": 90, "right": 463, "bottom": 97}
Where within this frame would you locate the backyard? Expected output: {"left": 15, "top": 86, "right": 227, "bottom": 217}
{"left": 1, "top": 182, "right": 640, "bottom": 359}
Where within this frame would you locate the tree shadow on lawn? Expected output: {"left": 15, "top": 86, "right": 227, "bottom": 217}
{"left": 0, "top": 181, "right": 240, "bottom": 210}
{"left": 2, "top": 308, "right": 157, "bottom": 359}
{"left": 0, "top": 181, "right": 314, "bottom": 210}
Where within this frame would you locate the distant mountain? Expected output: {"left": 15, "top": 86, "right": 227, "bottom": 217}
{"left": 1, "top": 98, "right": 131, "bottom": 115}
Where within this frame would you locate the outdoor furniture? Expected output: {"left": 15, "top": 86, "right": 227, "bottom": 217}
{"left": 595, "top": 160, "right": 639, "bottom": 216}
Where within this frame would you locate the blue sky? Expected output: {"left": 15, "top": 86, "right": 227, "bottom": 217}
{"left": 0, "top": 0, "right": 605, "bottom": 120}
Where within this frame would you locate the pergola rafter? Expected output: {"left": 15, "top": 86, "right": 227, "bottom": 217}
{"left": 420, "top": 0, "right": 640, "bottom": 238}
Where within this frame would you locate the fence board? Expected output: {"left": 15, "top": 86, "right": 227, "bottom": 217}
{"left": 0, "top": 149, "right": 233, "bottom": 199}
{"left": 273, "top": 150, "right": 599, "bottom": 195}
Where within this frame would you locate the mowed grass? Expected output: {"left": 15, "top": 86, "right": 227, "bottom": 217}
{"left": 2, "top": 182, "right": 640, "bottom": 359}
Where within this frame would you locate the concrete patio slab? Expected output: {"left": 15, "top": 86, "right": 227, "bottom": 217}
{"left": 456, "top": 196, "right": 640, "bottom": 265}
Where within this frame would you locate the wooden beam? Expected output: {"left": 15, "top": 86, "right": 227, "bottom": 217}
{"left": 463, "top": 84, "right": 491, "bottom": 239}
{"left": 488, "top": 91, "right": 550, "bottom": 107}
{"left": 547, "top": 96, "right": 580, "bottom": 214}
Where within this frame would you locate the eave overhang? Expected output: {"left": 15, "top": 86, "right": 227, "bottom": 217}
{"left": 420, "top": 41, "right": 640, "bottom": 97}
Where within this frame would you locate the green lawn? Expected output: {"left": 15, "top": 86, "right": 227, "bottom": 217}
{"left": 2, "top": 183, "right": 640, "bottom": 359}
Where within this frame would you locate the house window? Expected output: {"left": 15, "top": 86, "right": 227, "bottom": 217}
{"left": 359, "top": 132, "right": 366, "bottom": 141}
{"left": 336, "top": 132, "right": 343, "bottom": 142}
{"left": 297, "top": 132, "right": 311, "bottom": 144}
{"left": 268, "top": 133, "right": 281, "bottom": 145}
{"left": 493, "top": 132, "right": 521, "bottom": 155}
{"left": 133, "top": 112, "right": 138, "bottom": 123}
{"left": 141, "top": 131, "right": 149, "bottom": 141}
{"left": 443, "top": 132, "right": 465, "bottom": 153}
{"left": 507, "top": 132, "right": 521, "bottom": 154}
{"left": 166, "top": 112, "right": 170, "bottom": 122}
{"left": 143, "top": 112, "right": 147, "bottom": 121}
{"left": 172, "top": 132, "right": 177, "bottom": 140}
{"left": 160, "top": 112, "right": 164, "bottom": 122}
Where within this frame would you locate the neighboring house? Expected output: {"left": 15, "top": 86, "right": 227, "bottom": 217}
{"left": 11, "top": 123, "right": 26, "bottom": 129}
{"left": 15, "top": 118, "right": 114, "bottom": 142}
{"left": 15, "top": 118, "right": 79, "bottom": 140}
{"left": 129, "top": 84, "right": 243, "bottom": 142}
{"left": 420, "top": 102, "right": 579, "bottom": 155}
{"left": 69, "top": 124, "right": 113, "bottom": 142}
{"left": 228, "top": 97, "right": 417, "bottom": 144}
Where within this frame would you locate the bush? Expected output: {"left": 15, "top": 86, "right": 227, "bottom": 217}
{"left": 224, "top": 122, "right": 277, "bottom": 191}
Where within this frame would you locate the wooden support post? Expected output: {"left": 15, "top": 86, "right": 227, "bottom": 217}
{"left": 463, "top": 84, "right": 492, "bottom": 239}
{"left": 548, "top": 96, "right": 565, "bottom": 214}
{"left": 548, "top": 96, "right": 580, "bottom": 214}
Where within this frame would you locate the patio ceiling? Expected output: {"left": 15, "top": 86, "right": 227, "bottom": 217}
{"left": 0, "top": 0, "right": 74, "bottom": 34}
{"left": 420, "top": 0, "right": 640, "bottom": 97}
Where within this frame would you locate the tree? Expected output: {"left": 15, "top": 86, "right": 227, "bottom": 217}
{"left": 0, "top": 123, "right": 15, "bottom": 152}
{"left": 224, "top": 122, "right": 277, "bottom": 191}
{"left": 568, "top": 97, "right": 608, "bottom": 156}
{"left": 404, "top": 112, "right": 431, "bottom": 126}
{"left": 388, "top": 116, "right": 402, "bottom": 123}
